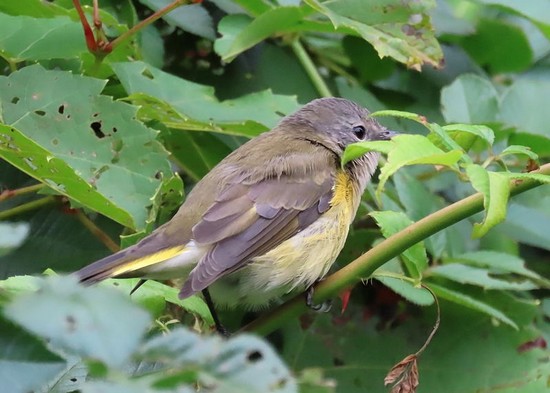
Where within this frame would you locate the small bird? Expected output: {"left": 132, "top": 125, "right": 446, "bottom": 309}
{"left": 76, "top": 97, "right": 395, "bottom": 331}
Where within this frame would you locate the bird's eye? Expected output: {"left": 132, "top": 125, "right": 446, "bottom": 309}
{"left": 353, "top": 125, "right": 366, "bottom": 140}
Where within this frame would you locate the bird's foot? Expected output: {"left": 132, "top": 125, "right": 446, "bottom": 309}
{"left": 305, "top": 284, "right": 332, "bottom": 313}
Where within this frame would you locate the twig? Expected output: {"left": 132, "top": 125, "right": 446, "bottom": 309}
{"left": 0, "top": 196, "right": 56, "bottom": 220}
{"left": 291, "top": 39, "right": 332, "bottom": 98}
{"left": 241, "top": 163, "right": 550, "bottom": 335}
{"left": 107, "top": 0, "right": 190, "bottom": 52}
{"left": 75, "top": 210, "right": 120, "bottom": 253}
{"left": 0, "top": 184, "right": 45, "bottom": 202}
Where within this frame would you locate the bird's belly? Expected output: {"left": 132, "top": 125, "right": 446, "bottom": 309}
{"left": 210, "top": 193, "right": 356, "bottom": 309}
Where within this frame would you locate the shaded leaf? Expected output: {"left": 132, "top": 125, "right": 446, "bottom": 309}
{"left": 0, "top": 315, "right": 67, "bottom": 393}
{"left": 215, "top": 8, "right": 310, "bottom": 62}
{"left": 461, "top": 18, "right": 533, "bottom": 73}
{"left": 4, "top": 275, "right": 150, "bottom": 368}
{"left": 478, "top": 0, "right": 550, "bottom": 40}
{"left": 138, "top": 329, "right": 297, "bottom": 392}
{"left": 428, "top": 283, "right": 517, "bottom": 328}
{"left": 375, "top": 276, "right": 434, "bottom": 306}
{"left": 429, "top": 263, "right": 537, "bottom": 290}
{"left": 0, "top": 13, "right": 84, "bottom": 62}
{"left": 370, "top": 211, "right": 428, "bottom": 278}
{"left": 140, "top": 0, "right": 215, "bottom": 39}
{"left": 500, "top": 76, "right": 550, "bottom": 137}
{"left": 106, "top": 278, "right": 214, "bottom": 326}
{"left": 441, "top": 74, "right": 499, "bottom": 123}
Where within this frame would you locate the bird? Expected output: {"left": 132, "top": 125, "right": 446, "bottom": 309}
{"left": 76, "top": 97, "right": 395, "bottom": 332}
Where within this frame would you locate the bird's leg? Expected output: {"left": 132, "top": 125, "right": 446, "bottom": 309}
{"left": 129, "top": 279, "right": 147, "bottom": 295}
{"left": 202, "top": 288, "right": 231, "bottom": 337}
{"left": 305, "top": 282, "right": 333, "bottom": 312}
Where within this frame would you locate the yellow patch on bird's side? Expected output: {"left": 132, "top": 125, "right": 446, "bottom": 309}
{"left": 110, "top": 245, "right": 187, "bottom": 277}
{"left": 241, "top": 169, "right": 363, "bottom": 303}
{"left": 330, "top": 170, "right": 357, "bottom": 210}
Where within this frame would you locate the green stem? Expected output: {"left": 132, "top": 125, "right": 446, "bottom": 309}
{"left": 290, "top": 39, "right": 332, "bottom": 98}
{"left": 75, "top": 210, "right": 120, "bottom": 253}
{"left": 0, "top": 196, "right": 56, "bottom": 220}
{"left": 0, "top": 184, "right": 45, "bottom": 202}
{"left": 108, "top": 0, "right": 190, "bottom": 52}
{"left": 241, "top": 163, "right": 550, "bottom": 336}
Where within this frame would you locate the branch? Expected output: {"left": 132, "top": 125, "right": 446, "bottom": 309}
{"left": 241, "top": 163, "right": 550, "bottom": 335}
{"left": 291, "top": 39, "right": 332, "bottom": 98}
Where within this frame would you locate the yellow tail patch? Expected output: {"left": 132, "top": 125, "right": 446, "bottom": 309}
{"left": 110, "top": 245, "right": 187, "bottom": 277}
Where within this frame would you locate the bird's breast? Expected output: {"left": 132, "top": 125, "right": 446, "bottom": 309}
{"left": 211, "top": 170, "right": 363, "bottom": 309}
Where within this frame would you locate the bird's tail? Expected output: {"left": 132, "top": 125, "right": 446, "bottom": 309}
{"left": 76, "top": 243, "right": 187, "bottom": 284}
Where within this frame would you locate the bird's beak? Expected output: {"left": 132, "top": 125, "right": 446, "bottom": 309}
{"left": 376, "top": 129, "right": 398, "bottom": 141}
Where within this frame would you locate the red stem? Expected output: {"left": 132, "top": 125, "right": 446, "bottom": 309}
{"left": 72, "top": 0, "right": 98, "bottom": 52}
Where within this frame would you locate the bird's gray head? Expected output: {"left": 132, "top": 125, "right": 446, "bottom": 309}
{"left": 280, "top": 97, "right": 395, "bottom": 156}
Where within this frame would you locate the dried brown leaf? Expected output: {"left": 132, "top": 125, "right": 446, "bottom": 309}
{"left": 384, "top": 354, "right": 419, "bottom": 393}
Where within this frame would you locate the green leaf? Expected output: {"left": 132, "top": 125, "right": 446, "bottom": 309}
{"left": 441, "top": 74, "right": 499, "bottom": 123}
{"left": 442, "top": 123, "right": 495, "bottom": 146}
{"left": 466, "top": 164, "right": 511, "bottom": 238}
{"left": 428, "top": 283, "right": 518, "bottom": 328}
{"left": 369, "top": 211, "right": 428, "bottom": 278}
{"left": 0, "top": 0, "right": 71, "bottom": 17}
{"left": 305, "top": 0, "right": 443, "bottom": 69}
{"left": 112, "top": 61, "right": 298, "bottom": 132}
{"left": 163, "top": 130, "right": 234, "bottom": 181}
{"left": 0, "top": 315, "right": 67, "bottom": 393}
{"left": 106, "top": 278, "right": 214, "bottom": 326}
{"left": 341, "top": 140, "right": 392, "bottom": 166}
{"left": 429, "top": 263, "right": 537, "bottom": 290}
{"left": 138, "top": 329, "right": 297, "bottom": 392}
{"left": 461, "top": 18, "right": 533, "bottom": 73}
{"left": 376, "top": 134, "right": 462, "bottom": 199}
{"left": 508, "top": 133, "right": 550, "bottom": 158}
{"left": 374, "top": 275, "right": 434, "bottom": 306}
{"left": 500, "top": 145, "right": 539, "bottom": 161}
{"left": 215, "top": 8, "right": 310, "bottom": 62}
{"left": 393, "top": 170, "right": 461, "bottom": 258}
{"left": 0, "top": 13, "right": 85, "bottom": 62}
{"left": 0, "top": 65, "right": 174, "bottom": 230}
{"left": 140, "top": 0, "right": 215, "bottom": 40}
{"left": 447, "top": 250, "right": 549, "bottom": 286}
{"left": 478, "top": 0, "right": 550, "bottom": 40}
{"left": 500, "top": 77, "right": 550, "bottom": 137}
{"left": 4, "top": 275, "right": 151, "bottom": 368}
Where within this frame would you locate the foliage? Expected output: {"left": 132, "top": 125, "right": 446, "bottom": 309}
{"left": 0, "top": 0, "right": 549, "bottom": 392}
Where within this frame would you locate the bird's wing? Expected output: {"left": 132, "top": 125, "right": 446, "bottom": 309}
{"left": 179, "top": 147, "right": 336, "bottom": 298}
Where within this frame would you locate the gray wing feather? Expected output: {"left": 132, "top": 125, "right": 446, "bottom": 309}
{"left": 179, "top": 172, "right": 334, "bottom": 298}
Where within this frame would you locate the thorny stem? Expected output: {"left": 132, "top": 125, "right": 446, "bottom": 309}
{"left": 241, "top": 163, "right": 550, "bottom": 336}
{"left": 75, "top": 210, "right": 120, "bottom": 253}
{"left": 0, "top": 196, "right": 56, "bottom": 220}
{"left": 291, "top": 39, "right": 332, "bottom": 98}
{"left": 0, "top": 183, "right": 45, "bottom": 202}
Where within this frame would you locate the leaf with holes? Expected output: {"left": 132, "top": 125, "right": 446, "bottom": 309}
{"left": 305, "top": 0, "right": 443, "bottom": 70}
{"left": 0, "top": 65, "right": 175, "bottom": 230}
{"left": 4, "top": 275, "right": 151, "bottom": 369}
{"left": 112, "top": 61, "right": 299, "bottom": 133}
